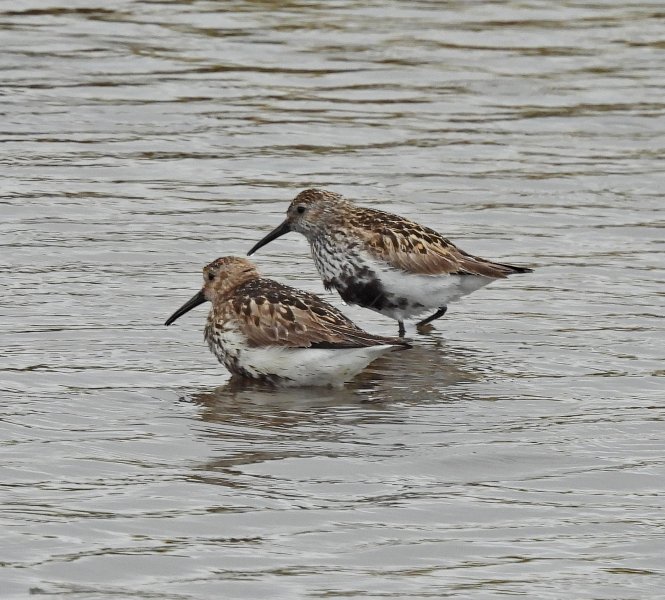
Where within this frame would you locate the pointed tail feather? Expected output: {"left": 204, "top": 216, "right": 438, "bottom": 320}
{"left": 458, "top": 251, "right": 534, "bottom": 278}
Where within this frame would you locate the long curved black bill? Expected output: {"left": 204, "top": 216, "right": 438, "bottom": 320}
{"left": 247, "top": 220, "right": 291, "bottom": 256}
{"left": 164, "top": 290, "right": 206, "bottom": 326}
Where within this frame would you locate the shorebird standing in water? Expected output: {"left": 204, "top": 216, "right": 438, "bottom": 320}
{"left": 164, "top": 256, "right": 409, "bottom": 386}
{"left": 248, "top": 189, "right": 533, "bottom": 337}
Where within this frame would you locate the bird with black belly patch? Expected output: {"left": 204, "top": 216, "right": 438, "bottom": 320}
{"left": 248, "top": 189, "right": 533, "bottom": 336}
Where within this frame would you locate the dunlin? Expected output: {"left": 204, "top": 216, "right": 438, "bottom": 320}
{"left": 248, "top": 189, "right": 533, "bottom": 336}
{"left": 164, "top": 256, "right": 409, "bottom": 386}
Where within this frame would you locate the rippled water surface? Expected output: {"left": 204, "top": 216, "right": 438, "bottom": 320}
{"left": 2, "top": 1, "right": 664, "bottom": 598}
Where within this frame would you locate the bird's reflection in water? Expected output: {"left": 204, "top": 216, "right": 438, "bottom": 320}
{"left": 182, "top": 338, "right": 483, "bottom": 481}
{"left": 185, "top": 336, "right": 481, "bottom": 427}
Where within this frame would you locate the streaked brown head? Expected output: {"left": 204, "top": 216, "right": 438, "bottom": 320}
{"left": 247, "top": 188, "right": 348, "bottom": 255}
{"left": 165, "top": 256, "right": 259, "bottom": 326}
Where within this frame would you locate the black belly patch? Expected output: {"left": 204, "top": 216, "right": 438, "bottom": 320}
{"left": 329, "top": 269, "right": 394, "bottom": 311}
{"left": 339, "top": 279, "right": 386, "bottom": 310}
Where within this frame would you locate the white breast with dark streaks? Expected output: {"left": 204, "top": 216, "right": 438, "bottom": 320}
{"left": 310, "top": 233, "right": 361, "bottom": 284}
{"left": 204, "top": 321, "right": 246, "bottom": 375}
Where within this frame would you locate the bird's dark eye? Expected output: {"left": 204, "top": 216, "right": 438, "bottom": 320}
{"left": 296, "top": 205, "right": 306, "bottom": 214}
{"left": 207, "top": 272, "right": 215, "bottom": 281}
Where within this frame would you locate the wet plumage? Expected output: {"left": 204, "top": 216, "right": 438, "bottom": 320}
{"left": 164, "top": 256, "right": 409, "bottom": 386}
{"left": 248, "top": 189, "right": 533, "bottom": 335}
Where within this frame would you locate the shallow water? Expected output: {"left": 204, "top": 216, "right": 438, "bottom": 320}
{"left": 1, "top": 1, "right": 664, "bottom": 598}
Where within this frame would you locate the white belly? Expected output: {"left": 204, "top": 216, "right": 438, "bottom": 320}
{"left": 207, "top": 327, "right": 396, "bottom": 387}
{"left": 372, "top": 260, "right": 492, "bottom": 320}
{"left": 311, "top": 245, "right": 493, "bottom": 321}
{"left": 240, "top": 345, "right": 396, "bottom": 387}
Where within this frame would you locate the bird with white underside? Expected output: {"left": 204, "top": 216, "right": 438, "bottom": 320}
{"left": 248, "top": 188, "right": 534, "bottom": 336}
{"left": 164, "top": 256, "right": 409, "bottom": 387}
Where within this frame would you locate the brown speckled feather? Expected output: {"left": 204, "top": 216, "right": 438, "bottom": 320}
{"left": 218, "top": 278, "right": 406, "bottom": 349}
{"left": 349, "top": 206, "right": 530, "bottom": 277}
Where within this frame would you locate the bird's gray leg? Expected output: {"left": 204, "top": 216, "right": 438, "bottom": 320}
{"left": 416, "top": 306, "right": 448, "bottom": 329}
{"left": 398, "top": 320, "right": 405, "bottom": 337}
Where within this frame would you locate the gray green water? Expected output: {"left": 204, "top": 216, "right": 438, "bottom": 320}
{"left": 1, "top": 1, "right": 664, "bottom": 598}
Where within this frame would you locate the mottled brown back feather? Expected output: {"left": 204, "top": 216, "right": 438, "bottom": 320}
{"left": 221, "top": 278, "right": 408, "bottom": 349}
{"left": 350, "top": 206, "right": 531, "bottom": 277}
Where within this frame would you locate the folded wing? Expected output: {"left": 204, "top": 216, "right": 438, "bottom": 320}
{"left": 232, "top": 279, "right": 408, "bottom": 349}
{"left": 357, "top": 211, "right": 531, "bottom": 277}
